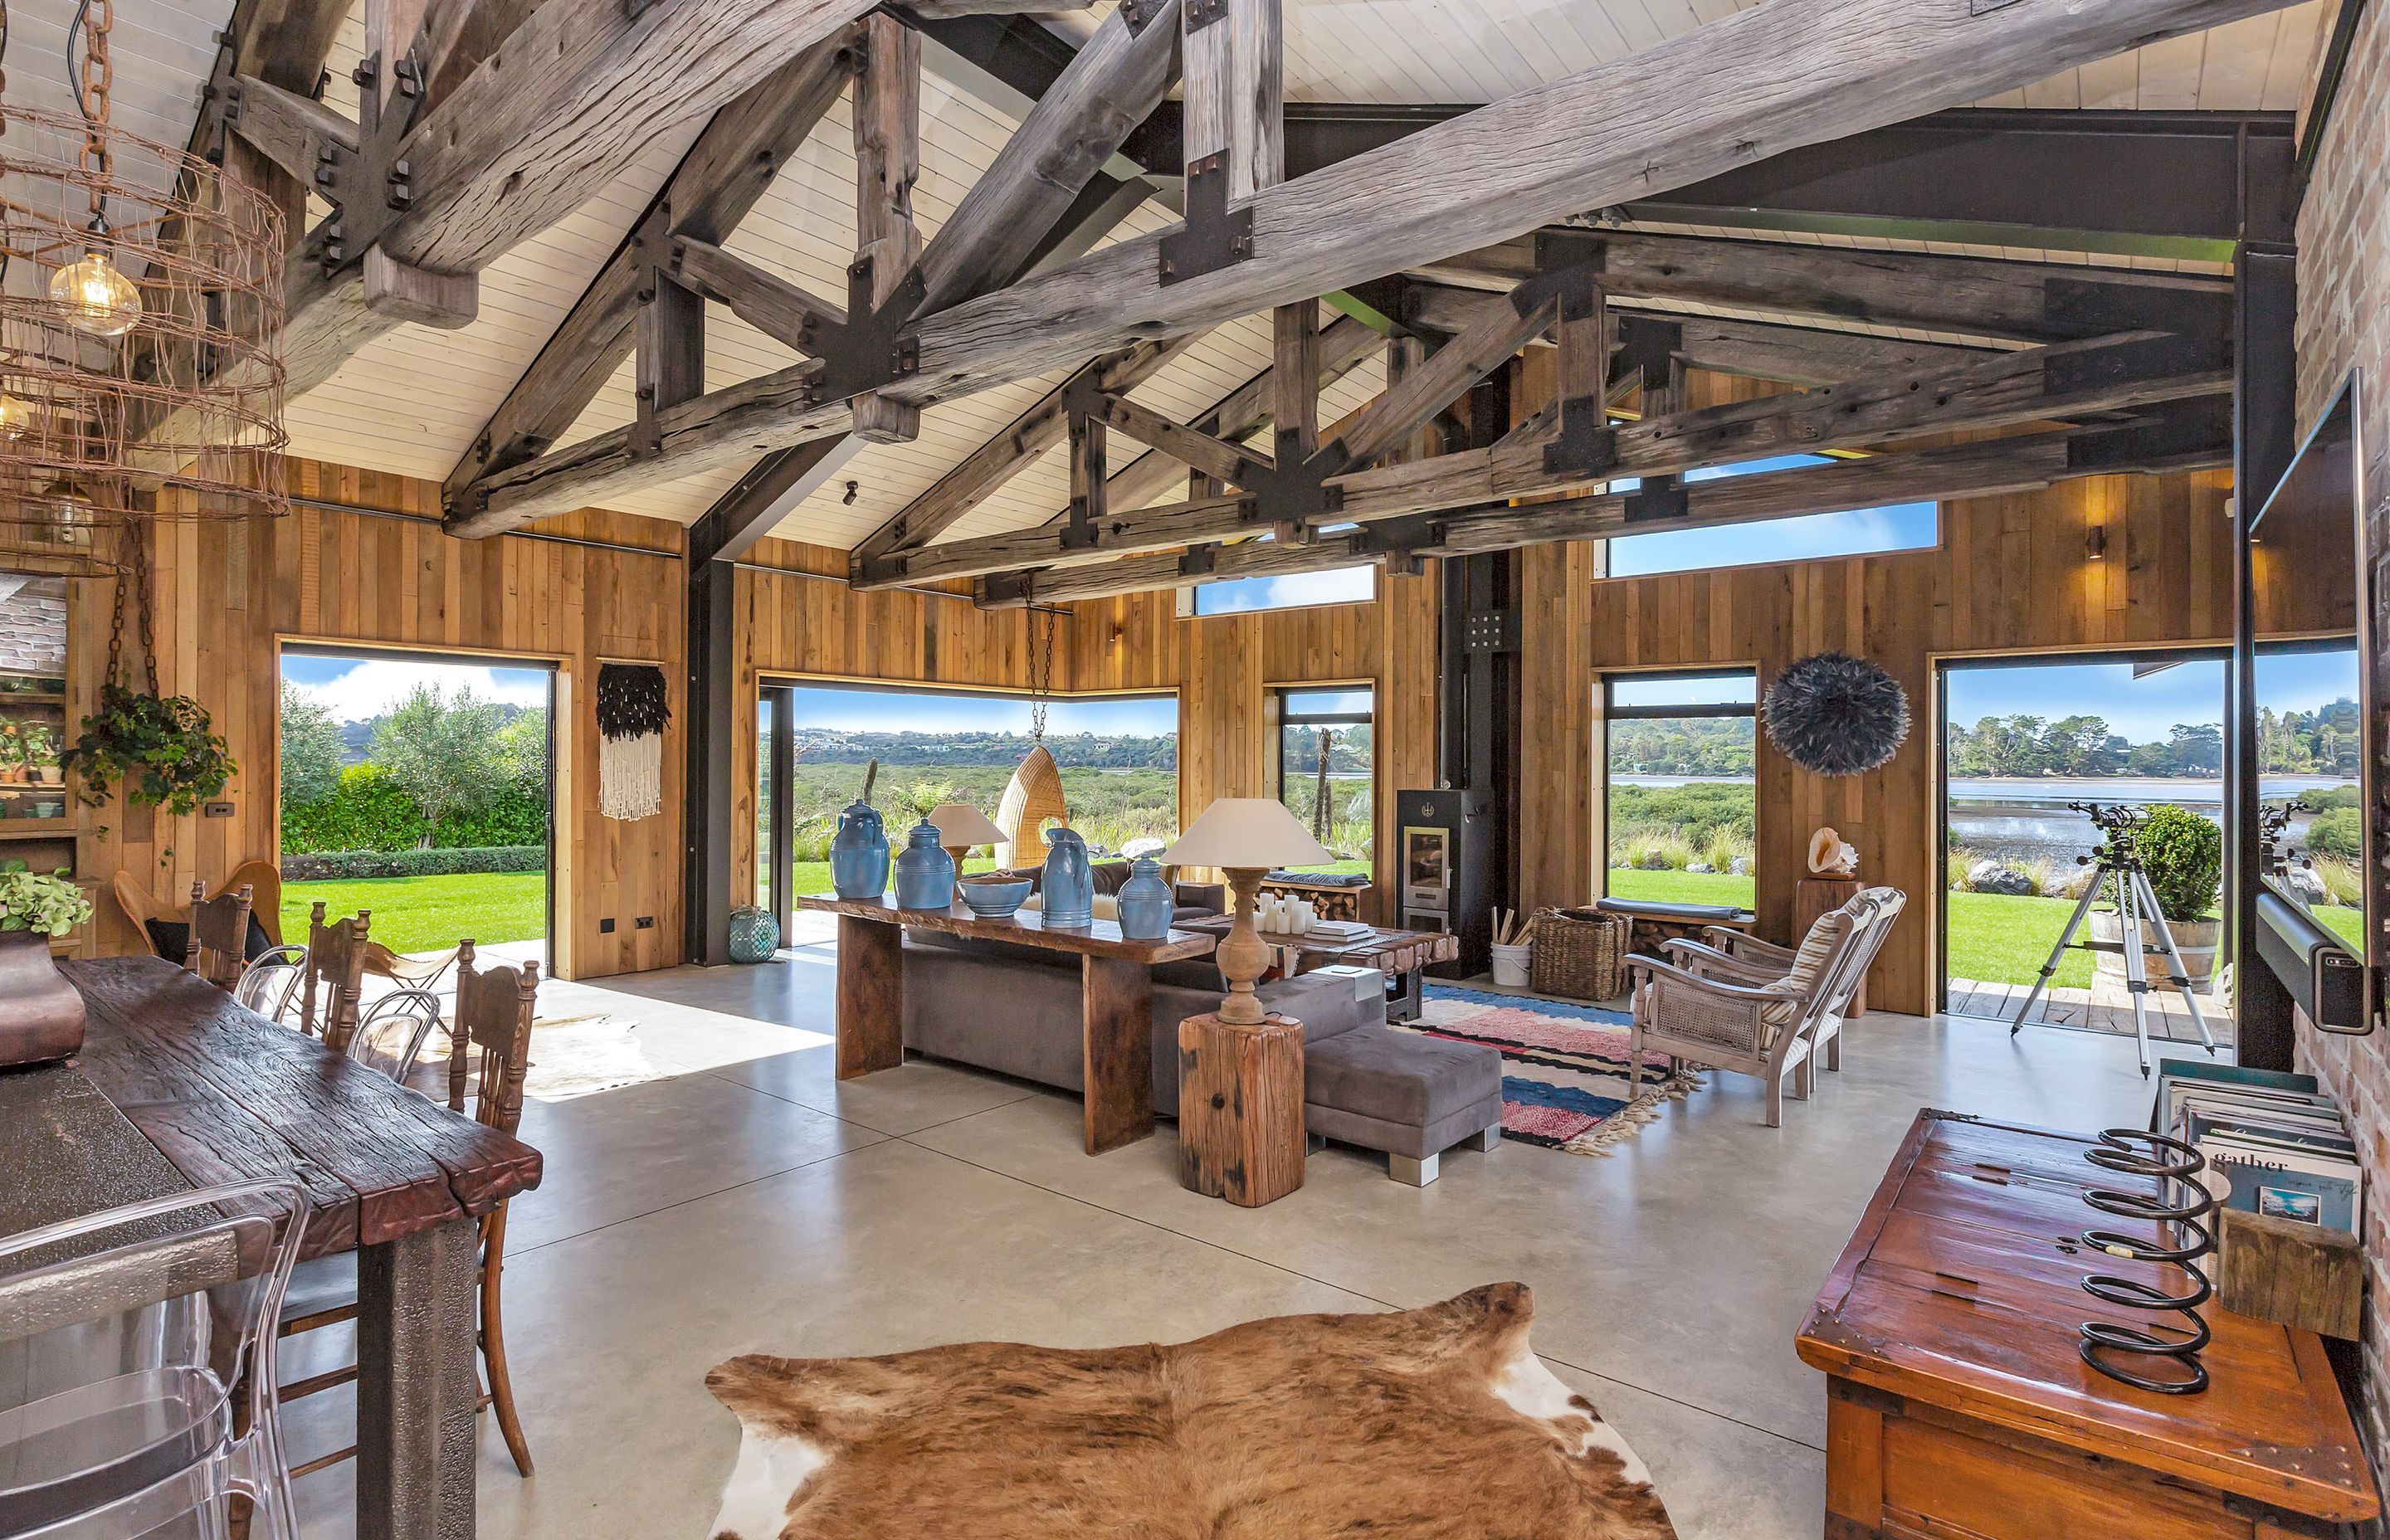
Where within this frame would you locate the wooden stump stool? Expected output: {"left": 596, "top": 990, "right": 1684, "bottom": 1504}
{"left": 1178, "top": 1011, "right": 1305, "bottom": 1207}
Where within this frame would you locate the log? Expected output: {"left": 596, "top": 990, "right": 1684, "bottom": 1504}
{"left": 2217, "top": 1208, "right": 2364, "bottom": 1341}
{"left": 1178, "top": 1011, "right": 1306, "bottom": 1207}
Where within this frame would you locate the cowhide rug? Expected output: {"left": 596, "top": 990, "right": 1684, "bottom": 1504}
{"left": 706, "top": 1282, "right": 1675, "bottom": 1539}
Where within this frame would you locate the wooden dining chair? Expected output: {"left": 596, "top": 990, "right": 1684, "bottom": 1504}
{"left": 297, "top": 904, "right": 371, "bottom": 1053}
{"left": 183, "top": 880, "right": 255, "bottom": 990}
{"left": 273, "top": 940, "right": 539, "bottom": 1481}
{"left": 218, "top": 857, "right": 285, "bottom": 945}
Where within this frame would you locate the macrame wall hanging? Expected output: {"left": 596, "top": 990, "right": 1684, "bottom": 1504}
{"left": 596, "top": 663, "right": 670, "bottom": 821}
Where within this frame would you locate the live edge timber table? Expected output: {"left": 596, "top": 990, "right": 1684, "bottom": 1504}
{"left": 1, "top": 956, "right": 544, "bottom": 1540}
{"left": 1797, "top": 1109, "right": 2377, "bottom": 1540}
{"left": 796, "top": 894, "right": 1217, "bottom": 1155}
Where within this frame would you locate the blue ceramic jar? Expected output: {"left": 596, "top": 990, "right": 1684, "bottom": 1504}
{"left": 1039, "top": 826, "right": 1095, "bottom": 927}
{"left": 830, "top": 798, "right": 890, "bottom": 899}
{"left": 1115, "top": 855, "right": 1173, "bottom": 941}
{"left": 894, "top": 821, "right": 957, "bottom": 910}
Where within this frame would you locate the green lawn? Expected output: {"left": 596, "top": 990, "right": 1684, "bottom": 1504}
{"left": 283, "top": 872, "right": 547, "bottom": 954}
{"left": 1604, "top": 868, "right": 2097, "bottom": 990}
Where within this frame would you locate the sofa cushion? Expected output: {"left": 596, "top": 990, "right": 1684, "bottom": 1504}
{"left": 1304, "top": 1029, "right": 1502, "bottom": 1128}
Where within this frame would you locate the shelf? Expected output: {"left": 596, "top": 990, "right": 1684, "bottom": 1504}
{"left": 0, "top": 817, "right": 74, "bottom": 836}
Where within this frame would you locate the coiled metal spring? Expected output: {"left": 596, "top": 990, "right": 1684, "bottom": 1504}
{"left": 2078, "top": 1128, "right": 2216, "bottom": 1396}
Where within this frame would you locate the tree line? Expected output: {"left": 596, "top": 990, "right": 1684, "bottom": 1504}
{"left": 281, "top": 683, "right": 549, "bottom": 853}
{"left": 1945, "top": 714, "right": 2225, "bottom": 778}
{"left": 793, "top": 729, "right": 1177, "bottom": 770}
{"left": 1607, "top": 717, "right": 1754, "bottom": 777}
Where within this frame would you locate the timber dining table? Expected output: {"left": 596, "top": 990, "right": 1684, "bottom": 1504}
{"left": 0, "top": 955, "right": 544, "bottom": 1540}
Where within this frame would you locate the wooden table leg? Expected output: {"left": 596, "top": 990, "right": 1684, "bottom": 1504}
{"left": 1081, "top": 956, "right": 1154, "bottom": 1155}
{"left": 357, "top": 1217, "right": 479, "bottom": 1540}
{"left": 835, "top": 915, "right": 903, "bottom": 1080}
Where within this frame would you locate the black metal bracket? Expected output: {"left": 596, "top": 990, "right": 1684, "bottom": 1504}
{"left": 803, "top": 258, "right": 929, "bottom": 405}
{"left": 2042, "top": 326, "right": 2231, "bottom": 399}
{"left": 295, "top": 35, "right": 437, "bottom": 278}
{"left": 1115, "top": 0, "right": 1161, "bottom": 35}
{"left": 2043, "top": 276, "right": 2233, "bottom": 346}
{"left": 1462, "top": 608, "right": 1517, "bottom": 653}
{"left": 1622, "top": 480, "right": 1689, "bottom": 523}
{"left": 1158, "top": 152, "right": 1252, "bottom": 285}
{"left": 1183, "top": 0, "right": 1228, "bottom": 27}
{"left": 2066, "top": 397, "right": 2235, "bottom": 474}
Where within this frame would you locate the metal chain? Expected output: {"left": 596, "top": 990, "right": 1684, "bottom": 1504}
{"left": 1, "top": 0, "right": 12, "bottom": 142}
{"left": 78, "top": 0, "right": 111, "bottom": 229}
{"left": 131, "top": 522, "right": 157, "bottom": 693}
{"left": 1029, "top": 610, "right": 1053, "bottom": 743}
{"left": 105, "top": 528, "right": 126, "bottom": 690}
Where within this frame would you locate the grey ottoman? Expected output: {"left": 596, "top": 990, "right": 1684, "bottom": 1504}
{"left": 1303, "top": 1028, "right": 1506, "bottom": 1186}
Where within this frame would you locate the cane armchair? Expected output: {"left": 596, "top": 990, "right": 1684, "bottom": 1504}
{"left": 1661, "top": 886, "right": 1906, "bottom": 1075}
{"left": 1628, "top": 899, "right": 1875, "bottom": 1126}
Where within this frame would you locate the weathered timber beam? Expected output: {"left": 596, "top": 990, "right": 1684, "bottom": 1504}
{"left": 1407, "top": 228, "right": 2227, "bottom": 346}
{"left": 846, "top": 333, "right": 1203, "bottom": 567}
{"left": 225, "top": 74, "right": 358, "bottom": 183}
{"left": 692, "top": 436, "right": 867, "bottom": 566}
{"left": 461, "top": 0, "right": 2291, "bottom": 529}
{"left": 851, "top": 13, "right": 927, "bottom": 444}
{"left": 1329, "top": 331, "right": 2233, "bottom": 523}
{"left": 912, "top": 0, "right": 1182, "bottom": 314}
{"left": 979, "top": 405, "right": 2235, "bottom": 604}
{"left": 864, "top": 492, "right": 1267, "bottom": 587}
{"left": 1096, "top": 393, "right": 1275, "bottom": 489}
{"left": 443, "top": 30, "right": 859, "bottom": 503}
{"left": 1316, "top": 279, "right": 1558, "bottom": 470}
{"left": 674, "top": 238, "right": 851, "bottom": 356}
{"left": 905, "top": 0, "right": 1095, "bottom": 17}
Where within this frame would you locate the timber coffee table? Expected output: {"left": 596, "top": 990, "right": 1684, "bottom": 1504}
{"left": 796, "top": 894, "right": 1217, "bottom": 1155}
{"left": 1178, "top": 916, "right": 1458, "bottom": 1023}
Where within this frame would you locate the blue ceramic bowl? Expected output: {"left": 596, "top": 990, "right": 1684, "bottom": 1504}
{"left": 958, "top": 877, "right": 1033, "bottom": 919}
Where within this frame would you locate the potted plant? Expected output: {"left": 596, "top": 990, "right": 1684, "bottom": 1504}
{"left": 22, "top": 723, "right": 61, "bottom": 786}
{"left": 0, "top": 860, "right": 92, "bottom": 1066}
{"left": 63, "top": 683, "right": 237, "bottom": 816}
{"left": 0, "top": 719, "right": 25, "bottom": 784}
{"left": 2090, "top": 805, "right": 2223, "bottom": 995}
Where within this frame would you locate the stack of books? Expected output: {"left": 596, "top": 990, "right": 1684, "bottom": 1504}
{"left": 1306, "top": 919, "right": 1376, "bottom": 943}
{"left": 2156, "top": 1059, "right": 2363, "bottom": 1234}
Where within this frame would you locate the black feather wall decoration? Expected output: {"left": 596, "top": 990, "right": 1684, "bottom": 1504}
{"left": 1762, "top": 652, "right": 1910, "bottom": 777}
{"left": 597, "top": 663, "right": 671, "bottom": 819}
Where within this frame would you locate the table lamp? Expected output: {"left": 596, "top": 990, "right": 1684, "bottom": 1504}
{"left": 1162, "top": 798, "right": 1333, "bottom": 1026}
{"left": 929, "top": 802, "right": 1010, "bottom": 897}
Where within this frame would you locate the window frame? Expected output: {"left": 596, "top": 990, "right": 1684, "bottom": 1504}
{"left": 1269, "top": 682, "right": 1378, "bottom": 878}
{"left": 1599, "top": 668, "right": 1759, "bottom": 903}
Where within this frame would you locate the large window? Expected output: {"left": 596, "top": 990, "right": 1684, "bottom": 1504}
{"left": 1603, "top": 671, "right": 1756, "bottom": 909}
{"left": 1191, "top": 563, "right": 1376, "bottom": 616}
{"left": 1274, "top": 686, "right": 1373, "bottom": 874}
{"left": 1607, "top": 455, "right": 1938, "bottom": 578}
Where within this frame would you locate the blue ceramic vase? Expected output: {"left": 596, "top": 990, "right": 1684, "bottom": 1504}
{"left": 830, "top": 798, "right": 890, "bottom": 899}
{"left": 1115, "top": 855, "right": 1173, "bottom": 941}
{"left": 894, "top": 821, "right": 957, "bottom": 910}
{"left": 1039, "top": 826, "right": 1095, "bottom": 927}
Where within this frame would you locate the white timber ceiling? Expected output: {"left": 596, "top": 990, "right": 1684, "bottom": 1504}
{"left": 136, "top": 0, "right": 2327, "bottom": 551}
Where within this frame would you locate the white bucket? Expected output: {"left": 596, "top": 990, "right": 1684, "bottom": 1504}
{"left": 1490, "top": 942, "right": 1531, "bottom": 988}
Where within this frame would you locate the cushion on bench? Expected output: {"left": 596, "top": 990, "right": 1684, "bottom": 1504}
{"left": 1593, "top": 897, "right": 1752, "bottom": 923}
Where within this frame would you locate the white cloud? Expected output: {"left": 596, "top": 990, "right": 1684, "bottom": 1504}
{"left": 295, "top": 660, "right": 548, "bottom": 723}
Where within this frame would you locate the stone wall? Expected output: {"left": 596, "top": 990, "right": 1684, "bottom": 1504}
{"left": 2291, "top": 0, "right": 2390, "bottom": 1464}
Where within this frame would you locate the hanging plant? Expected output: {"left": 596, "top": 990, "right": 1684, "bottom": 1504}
{"left": 62, "top": 525, "right": 237, "bottom": 818}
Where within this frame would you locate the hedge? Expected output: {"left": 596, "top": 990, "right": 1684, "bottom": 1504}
{"left": 280, "top": 845, "right": 548, "bottom": 881}
{"left": 282, "top": 764, "right": 548, "bottom": 854}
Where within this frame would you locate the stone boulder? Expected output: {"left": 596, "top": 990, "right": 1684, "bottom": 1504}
{"left": 1967, "top": 860, "right": 2038, "bottom": 897}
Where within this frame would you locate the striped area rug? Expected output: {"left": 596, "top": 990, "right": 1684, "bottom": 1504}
{"left": 1396, "top": 985, "right": 1701, "bottom": 1156}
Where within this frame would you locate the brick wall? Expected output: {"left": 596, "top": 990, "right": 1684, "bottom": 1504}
{"left": 2293, "top": 0, "right": 2390, "bottom": 1464}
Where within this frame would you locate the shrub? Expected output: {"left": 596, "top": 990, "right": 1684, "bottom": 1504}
{"left": 2306, "top": 805, "right": 2363, "bottom": 862}
{"left": 279, "top": 845, "right": 546, "bottom": 881}
{"left": 434, "top": 783, "right": 548, "bottom": 847}
{"left": 281, "top": 764, "right": 427, "bottom": 853}
{"left": 2313, "top": 856, "right": 2365, "bottom": 908}
{"left": 2137, "top": 805, "right": 2222, "bottom": 922}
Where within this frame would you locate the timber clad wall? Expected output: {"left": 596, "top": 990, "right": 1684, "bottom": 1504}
{"left": 2293, "top": 0, "right": 2390, "bottom": 1469}
{"left": 98, "top": 459, "right": 688, "bottom": 981}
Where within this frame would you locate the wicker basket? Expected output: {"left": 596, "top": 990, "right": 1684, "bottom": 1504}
{"left": 1529, "top": 907, "right": 1630, "bottom": 1001}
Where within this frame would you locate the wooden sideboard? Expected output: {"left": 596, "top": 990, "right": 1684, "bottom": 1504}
{"left": 1797, "top": 1110, "right": 2377, "bottom": 1540}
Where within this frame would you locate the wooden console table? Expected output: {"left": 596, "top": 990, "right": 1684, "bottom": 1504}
{"left": 1798, "top": 1110, "right": 2377, "bottom": 1540}
{"left": 796, "top": 894, "right": 1216, "bottom": 1156}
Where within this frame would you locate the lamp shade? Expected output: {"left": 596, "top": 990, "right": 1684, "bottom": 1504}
{"left": 1160, "top": 797, "right": 1334, "bottom": 870}
{"left": 928, "top": 802, "right": 1008, "bottom": 850}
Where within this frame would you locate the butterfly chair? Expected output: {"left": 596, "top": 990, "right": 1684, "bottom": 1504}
{"left": 181, "top": 880, "right": 255, "bottom": 991}
{"left": 1627, "top": 895, "right": 1878, "bottom": 1127}
{"left": 295, "top": 904, "right": 371, "bottom": 1053}
{"left": 275, "top": 941, "right": 538, "bottom": 1479}
{"left": 0, "top": 1180, "right": 308, "bottom": 1540}
{"left": 1659, "top": 887, "right": 1907, "bottom": 1076}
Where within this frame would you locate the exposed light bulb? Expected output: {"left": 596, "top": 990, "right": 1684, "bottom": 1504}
{"left": 0, "top": 393, "right": 31, "bottom": 440}
{"left": 50, "top": 251, "right": 142, "bottom": 338}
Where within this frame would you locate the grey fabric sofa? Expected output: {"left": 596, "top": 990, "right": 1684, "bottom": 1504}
{"left": 898, "top": 926, "right": 1506, "bottom": 1185}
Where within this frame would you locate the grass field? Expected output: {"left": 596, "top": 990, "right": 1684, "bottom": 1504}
{"left": 283, "top": 872, "right": 547, "bottom": 954}
{"left": 1606, "top": 866, "right": 2100, "bottom": 990}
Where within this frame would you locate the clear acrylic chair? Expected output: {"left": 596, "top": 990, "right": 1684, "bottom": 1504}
{"left": 0, "top": 1179, "right": 308, "bottom": 1540}
{"left": 232, "top": 947, "right": 308, "bottom": 1027}
{"left": 347, "top": 989, "right": 443, "bottom": 1084}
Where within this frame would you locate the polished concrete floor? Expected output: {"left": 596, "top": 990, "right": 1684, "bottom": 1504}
{"left": 287, "top": 934, "right": 2174, "bottom": 1540}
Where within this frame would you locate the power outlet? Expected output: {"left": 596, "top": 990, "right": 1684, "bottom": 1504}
{"left": 634, "top": 916, "right": 655, "bottom": 930}
{"left": 599, "top": 918, "right": 616, "bottom": 934}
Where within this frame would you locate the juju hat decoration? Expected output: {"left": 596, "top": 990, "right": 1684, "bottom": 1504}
{"left": 596, "top": 664, "right": 671, "bottom": 820}
{"left": 1763, "top": 652, "right": 1910, "bottom": 777}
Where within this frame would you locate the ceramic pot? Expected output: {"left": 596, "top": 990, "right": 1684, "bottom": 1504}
{"left": 1115, "top": 855, "right": 1174, "bottom": 941}
{"left": 1039, "top": 826, "right": 1095, "bottom": 927}
{"left": 894, "top": 821, "right": 957, "bottom": 910}
{"left": 2090, "top": 909, "right": 2219, "bottom": 994}
{"left": 0, "top": 928, "right": 82, "bottom": 1068}
{"left": 830, "top": 798, "right": 891, "bottom": 899}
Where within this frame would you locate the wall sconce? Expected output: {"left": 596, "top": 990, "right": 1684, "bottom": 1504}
{"left": 2085, "top": 524, "right": 2109, "bottom": 562}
